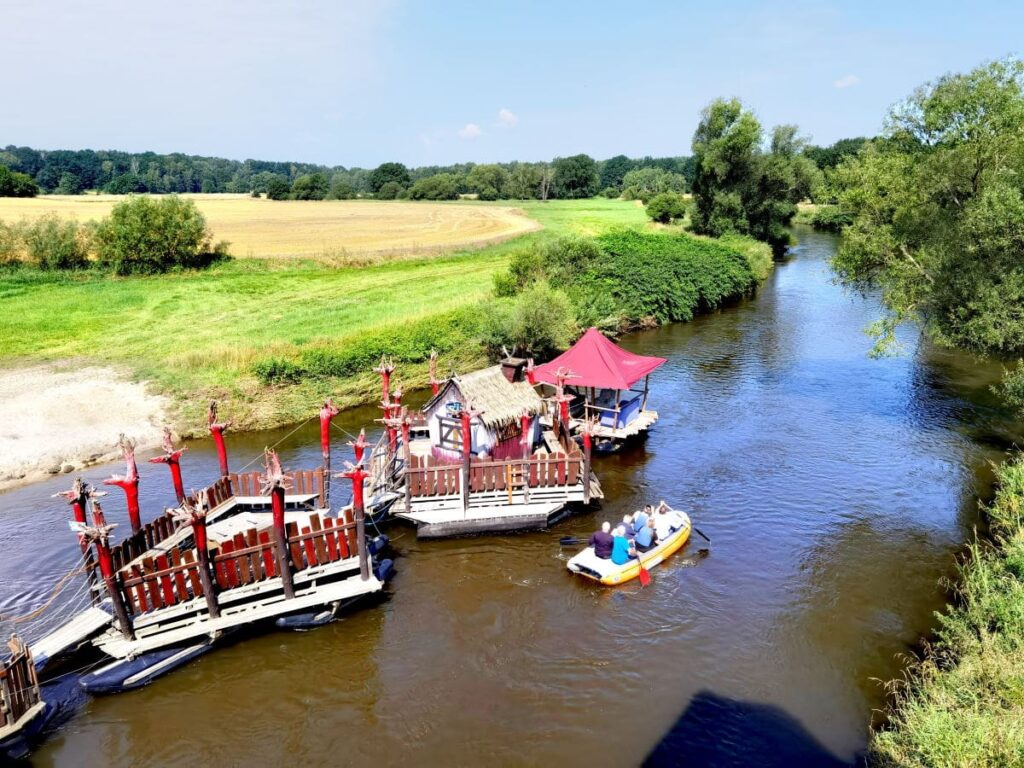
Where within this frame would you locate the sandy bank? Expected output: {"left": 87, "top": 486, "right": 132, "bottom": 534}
{"left": 0, "top": 363, "right": 169, "bottom": 492}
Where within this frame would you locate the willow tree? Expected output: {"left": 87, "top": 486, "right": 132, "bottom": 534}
{"left": 832, "top": 58, "right": 1024, "bottom": 367}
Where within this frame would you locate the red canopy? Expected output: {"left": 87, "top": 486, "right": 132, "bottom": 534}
{"left": 533, "top": 328, "right": 667, "bottom": 390}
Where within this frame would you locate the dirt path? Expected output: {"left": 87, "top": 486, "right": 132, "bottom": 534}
{"left": 0, "top": 364, "right": 169, "bottom": 491}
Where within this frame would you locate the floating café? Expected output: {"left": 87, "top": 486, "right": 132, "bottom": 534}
{"left": 532, "top": 328, "right": 667, "bottom": 448}
{"left": 367, "top": 357, "right": 603, "bottom": 537}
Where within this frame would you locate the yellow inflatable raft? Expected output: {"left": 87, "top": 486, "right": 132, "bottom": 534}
{"left": 566, "top": 511, "right": 692, "bottom": 586}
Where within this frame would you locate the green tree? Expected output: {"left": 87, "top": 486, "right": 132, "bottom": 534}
{"left": 408, "top": 173, "right": 462, "bottom": 200}
{"left": 265, "top": 176, "right": 291, "bottom": 200}
{"left": 329, "top": 177, "right": 355, "bottom": 199}
{"left": 506, "top": 163, "right": 541, "bottom": 199}
{"left": 466, "top": 164, "right": 509, "bottom": 200}
{"left": 106, "top": 173, "right": 147, "bottom": 194}
{"left": 369, "top": 162, "right": 410, "bottom": 193}
{"left": 93, "top": 196, "right": 227, "bottom": 274}
{"left": 482, "top": 282, "right": 575, "bottom": 357}
{"left": 0, "top": 164, "right": 39, "bottom": 197}
{"left": 55, "top": 172, "right": 84, "bottom": 195}
{"left": 291, "top": 172, "right": 329, "bottom": 200}
{"left": 599, "top": 154, "right": 635, "bottom": 190}
{"left": 622, "top": 167, "right": 686, "bottom": 202}
{"left": 552, "top": 154, "right": 599, "bottom": 199}
{"left": 646, "top": 192, "right": 688, "bottom": 223}
{"left": 832, "top": 58, "right": 1024, "bottom": 357}
{"left": 22, "top": 214, "right": 90, "bottom": 269}
{"left": 375, "top": 181, "right": 403, "bottom": 200}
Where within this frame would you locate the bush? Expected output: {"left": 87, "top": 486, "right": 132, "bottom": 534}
{"left": 266, "top": 176, "right": 291, "bottom": 200}
{"left": 106, "top": 173, "right": 148, "bottom": 194}
{"left": 542, "top": 236, "right": 602, "bottom": 287}
{"left": 291, "top": 173, "right": 329, "bottom": 200}
{"left": 93, "top": 196, "right": 228, "bottom": 274}
{"left": 22, "top": 214, "right": 90, "bottom": 270}
{"left": 376, "top": 181, "right": 402, "bottom": 200}
{"left": 252, "top": 358, "right": 303, "bottom": 385}
{"left": 0, "top": 164, "right": 38, "bottom": 197}
{"left": 646, "top": 192, "right": 688, "bottom": 223}
{"left": 330, "top": 179, "right": 355, "bottom": 200}
{"left": 494, "top": 247, "right": 544, "bottom": 297}
{"left": 0, "top": 221, "right": 21, "bottom": 266}
{"left": 601, "top": 186, "right": 620, "bottom": 199}
{"left": 481, "top": 282, "right": 575, "bottom": 358}
{"left": 809, "top": 204, "right": 854, "bottom": 231}
{"left": 408, "top": 173, "right": 462, "bottom": 200}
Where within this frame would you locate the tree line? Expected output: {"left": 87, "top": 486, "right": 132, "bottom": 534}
{"left": 0, "top": 139, "right": 854, "bottom": 202}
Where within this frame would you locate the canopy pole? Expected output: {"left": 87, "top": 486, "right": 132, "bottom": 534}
{"left": 642, "top": 375, "right": 650, "bottom": 411}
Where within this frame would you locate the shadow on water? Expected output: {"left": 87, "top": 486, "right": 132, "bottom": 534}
{"left": 644, "top": 690, "right": 860, "bottom": 768}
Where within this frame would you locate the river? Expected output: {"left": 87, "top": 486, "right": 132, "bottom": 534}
{"left": 3, "top": 226, "right": 1022, "bottom": 766}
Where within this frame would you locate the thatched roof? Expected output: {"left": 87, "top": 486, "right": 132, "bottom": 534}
{"left": 425, "top": 365, "right": 543, "bottom": 429}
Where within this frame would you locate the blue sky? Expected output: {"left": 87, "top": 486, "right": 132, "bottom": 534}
{"left": 3, "top": 1, "right": 1021, "bottom": 168}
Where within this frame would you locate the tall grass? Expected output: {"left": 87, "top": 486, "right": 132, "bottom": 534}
{"left": 870, "top": 455, "right": 1024, "bottom": 767}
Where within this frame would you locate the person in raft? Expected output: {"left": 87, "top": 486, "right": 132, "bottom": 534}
{"left": 634, "top": 505, "right": 651, "bottom": 532}
{"left": 654, "top": 500, "right": 685, "bottom": 535}
{"left": 620, "top": 514, "right": 636, "bottom": 539}
{"left": 589, "top": 522, "right": 614, "bottom": 559}
{"left": 611, "top": 525, "right": 635, "bottom": 565}
{"left": 634, "top": 517, "right": 658, "bottom": 552}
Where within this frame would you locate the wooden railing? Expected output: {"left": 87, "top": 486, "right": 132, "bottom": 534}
{"left": 117, "top": 511, "right": 359, "bottom": 616}
{"left": 228, "top": 468, "right": 326, "bottom": 508}
{"left": 406, "top": 450, "right": 583, "bottom": 498}
{"left": 0, "top": 636, "right": 42, "bottom": 731}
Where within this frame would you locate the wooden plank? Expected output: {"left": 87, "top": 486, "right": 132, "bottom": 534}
{"left": 259, "top": 531, "right": 276, "bottom": 578}
{"left": 567, "top": 457, "right": 579, "bottom": 485}
{"left": 497, "top": 464, "right": 507, "bottom": 491}
{"left": 300, "top": 526, "right": 316, "bottom": 569}
{"left": 287, "top": 522, "right": 304, "bottom": 572}
{"left": 182, "top": 549, "right": 202, "bottom": 596}
{"left": 142, "top": 557, "right": 163, "bottom": 609}
{"left": 233, "top": 533, "right": 251, "bottom": 584}
{"left": 322, "top": 517, "right": 340, "bottom": 562}
{"left": 214, "top": 551, "right": 230, "bottom": 590}
{"left": 170, "top": 549, "right": 189, "bottom": 602}
{"left": 246, "top": 529, "right": 262, "bottom": 581}
{"left": 220, "top": 542, "right": 240, "bottom": 589}
{"left": 154, "top": 555, "right": 176, "bottom": 607}
{"left": 556, "top": 453, "right": 567, "bottom": 485}
{"left": 130, "top": 564, "right": 149, "bottom": 613}
{"left": 310, "top": 515, "right": 329, "bottom": 565}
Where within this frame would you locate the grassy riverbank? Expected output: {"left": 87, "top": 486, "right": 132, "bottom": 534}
{"left": 0, "top": 197, "right": 768, "bottom": 435}
{"left": 870, "top": 455, "right": 1024, "bottom": 766}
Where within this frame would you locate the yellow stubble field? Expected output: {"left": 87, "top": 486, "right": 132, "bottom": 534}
{"left": 0, "top": 193, "right": 540, "bottom": 260}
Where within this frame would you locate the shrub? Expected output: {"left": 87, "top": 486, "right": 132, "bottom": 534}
{"left": 542, "top": 236, "right": 602, "bottom": 287}
{"left": 291, "top": 173, "right": 329, "bottom": 200}
{"left": 266, "top": 176, "right": 291, "bottom": 200}
{"left": 22, "top": 214, "right": 90, "bottom": 270}
{"left": 106, "top": 173, "right": 148, "bottom": 194}
{"left": 330, "top": 180, "right": 355, "bottom": 200}
{"left": 0, "top": 221, "right": 21, "bottom": 266}
{"left": 601, "top": 186, "right": 620, "bottom": 199}
{"left": 481, "top": 282, "right": 575, "bottom": 358}
{"left": 809, "top": 204, "right": 854, "bottom": 231}
{"left": 376, "top": 181, "right": 402, "bottom": 200}
{"left": 408, "top": 173, "right": 462, "bottom": 201}
{"left": 93, "top": 196, "right": 227, "bottom": 274}
{"left": 0, "top": 164, "right": 38, "bottom": 197}
{"left": 646, "top": 192, "right": 688, "bottom": 223}
{"left": 494, "top": 247, "right": 544, "bottom": 297}
{"left": 252, "top": 358, "right": 303, "bottom": 385}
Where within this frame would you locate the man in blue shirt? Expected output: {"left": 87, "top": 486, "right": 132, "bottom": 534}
{"left": 634, "top": 518, "right": 657, "bottom": 552}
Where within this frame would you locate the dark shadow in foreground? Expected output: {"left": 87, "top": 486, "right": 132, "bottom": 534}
{"left": 643, "top": 690, "right": 863, "bottom": 768}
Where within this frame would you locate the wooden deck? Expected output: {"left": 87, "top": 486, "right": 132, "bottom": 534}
{"left": 30, "top": 605, "right": 113, "bottom": 666}
{"left": 574, "top": 409, "right": 659, "bottom": 440}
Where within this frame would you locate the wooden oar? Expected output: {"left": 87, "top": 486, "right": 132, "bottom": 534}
{"left": 635, "top": 546, "right": 651, "bottom": 587}
{"left": 559, "top": 536, "right": 582, "bottom": 546}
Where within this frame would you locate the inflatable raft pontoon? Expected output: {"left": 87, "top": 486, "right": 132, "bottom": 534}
{"left": 566, "top": 511, "right": 691, "bottom": 585}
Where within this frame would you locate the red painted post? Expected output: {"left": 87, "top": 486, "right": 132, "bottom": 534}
{"left": 54, "top": 479, "right": 100, "bottom": 603}
{"left": 189, "top": 506, "right": 220, "bottom": 618}
{"left": 401, "top": 418, "right": 412, "bottom": 516}
{"left": 149, "top": 428, "right": 187, "bottom": 504}
{"left": 520, "top": 412, "right": 532, "bottom": 503}
{"left": 525, "top": 358, "right": 536, "bottom": 386}
{"left": 271, "top": 483, "right": 295, "bottom": 599}
{"left": 339, "top": 466, "right": 370, "bottom": 580}
{"left": 208, "top": 401, "right": 232, "bottom": 478}
{"left": 320, "top": 399, "right": 340, "bottom": 506}
{"left": 460, "top": 407, "right": 472, "bottom": 512}
{"left": 104, "top": 434, "right": 142, "bottom": 535}
{"left": 583, "top": 424, "right": 593, "bottom": 505}
{"left": 429, "top": 350, "right": 440, "bottom": 396}
{"left": 349, "top": 428, "right": 368, "bottom": 466}
{"left": 374, "top": 357, "right": 394, "bottom": 406}
{"left": 89, "top": 507, "right": 134, "bottom": 640}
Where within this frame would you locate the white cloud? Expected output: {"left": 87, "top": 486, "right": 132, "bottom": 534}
{"left": 497, "top": 107, "right": 519, "bottom": 127}
{"left": 833, "top": 74, "right": 860, "bottom": 89}
{"left": 458, "top": 122, "right": 482, "bottom": 139}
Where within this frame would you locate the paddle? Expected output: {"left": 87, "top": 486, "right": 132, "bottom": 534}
{"left": 559, "top": 536, "right": 582, "bottom": 546}
{"left": 635, "top": 546, "right": 651, "bottom": 587}
{"left": 694, "top": 527, "right": 711, "bottom": 544}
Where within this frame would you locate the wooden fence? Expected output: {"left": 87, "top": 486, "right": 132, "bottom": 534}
{"left": 228, "top": 468, "right": 326, "bottom": 508}
{"left": 406, "top": 451, "right": 582, "bottom": 498}
{"left": 117, "top": 511, "right": 358, "bottom": 616}
{"left": 0, "top": 637, "right": 42, "bottom": 732}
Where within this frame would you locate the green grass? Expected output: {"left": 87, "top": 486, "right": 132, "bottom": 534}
{"left": 0, "top": 199, "right": 648, "bottom": 431}
{"left": 870, "top": 455, "right": 1024, "bottom": 767}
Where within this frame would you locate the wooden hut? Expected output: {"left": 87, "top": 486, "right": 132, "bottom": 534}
{"left": 422, "top": 361, "right": 542, "bottom": 461}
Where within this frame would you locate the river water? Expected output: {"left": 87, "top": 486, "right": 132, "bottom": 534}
{"left": 3, "top": 227, "right": 1022, "bottom": 766}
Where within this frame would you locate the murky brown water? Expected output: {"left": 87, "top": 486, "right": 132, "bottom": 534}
{"left": 3, "top": 227, "right": 1023, "bottom": 766}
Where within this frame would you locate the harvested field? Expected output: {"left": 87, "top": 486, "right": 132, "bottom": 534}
{"left": 0, "top": 194, "right": 540, "bottom": 260}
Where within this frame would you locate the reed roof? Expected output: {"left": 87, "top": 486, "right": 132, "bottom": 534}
{"left": 425, "top": 365, "right": 543, "bottom": 429}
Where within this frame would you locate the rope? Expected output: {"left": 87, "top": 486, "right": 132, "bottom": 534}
{"left": 0, "top": 560, "right": 90, "bottom": 624}
{"left": 232, "top": 415, "right": 317, "bottom": 474}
